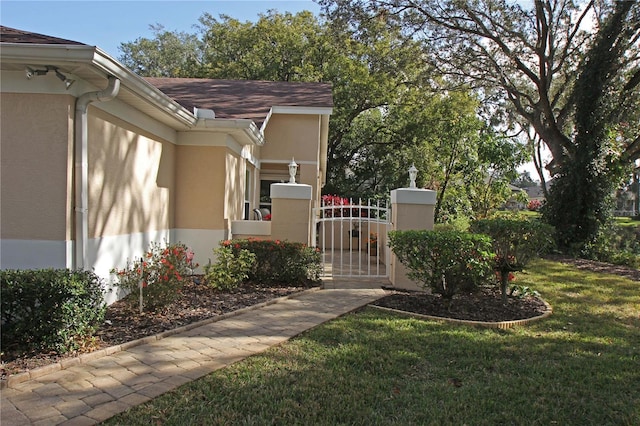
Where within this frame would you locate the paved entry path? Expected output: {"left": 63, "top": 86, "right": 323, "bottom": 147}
{"left": 1, "top": 286, "right": 387, "bottom": 425}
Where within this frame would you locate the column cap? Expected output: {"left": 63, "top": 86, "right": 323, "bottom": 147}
{"left": 270, "top": 183, "right": 312, "bottom": 200}
{"left": 391, "top": 188, "right": 436, "bottom": 205}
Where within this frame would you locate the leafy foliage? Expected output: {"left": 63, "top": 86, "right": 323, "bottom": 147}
{"left": 222, "top": 238, "right": 322, "bottom": 286}
{"left": 542, "top": 1, "right": 639, "bottom": 252}
{"left": 204, "top": 246, "right": 256, "bottom": 290}
{"left": 388, "top": 230, "right": 494, "bottom": 299}
{"left": 581, "top": 222, "right": 640, "bottom": 268}
{"left": 320, "top": 0, "right": 639, "bottom": 252}
{"left": 111, "top": 242, "right": 197, "bottom": 311}
{"left": 119, "top": 24, "right": 202, "bottom": 77}
{"left": 471, "top": 217, "right": 555, "bottom": 303}
{"left": 1, "top": 269, "right": 106, "bottom": 354}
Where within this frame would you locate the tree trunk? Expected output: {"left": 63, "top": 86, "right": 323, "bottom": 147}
{"left": 500, "top": 272, "right": 509, "bottom": 305}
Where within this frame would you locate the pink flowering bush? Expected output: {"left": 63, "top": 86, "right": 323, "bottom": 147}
{"left": 527, "top": 199, "right": 542, "bottom": 211}
{"left": 321, "top": 194, "right": 370, "bottom": 218}
{"left": 111, "top": 241, "right": 198, "bottom": 311}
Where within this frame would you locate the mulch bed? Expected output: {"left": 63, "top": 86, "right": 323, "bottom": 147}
{"left": 1, "top": 281, "right": 312, "bottom": 378}
{"left": 371, "top": 287, "right": 548, "bottom": 322}
{"left": 2, "top": 256, "right": 637, "bottom": 379}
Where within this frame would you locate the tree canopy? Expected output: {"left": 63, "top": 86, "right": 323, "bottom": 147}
{"left": 319, "top": 0, "right": 640, "bottom": 249}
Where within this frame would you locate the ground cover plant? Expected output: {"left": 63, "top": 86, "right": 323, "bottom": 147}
{"left": 106, "top": 259, "right": 640, "bottom": 425}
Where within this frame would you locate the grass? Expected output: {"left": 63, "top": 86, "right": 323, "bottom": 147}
{"left": 106, "top": 259, "right": 639, "bottom": 425}
{"left": 615, "top": 216, "right": 640, "bottom": 228}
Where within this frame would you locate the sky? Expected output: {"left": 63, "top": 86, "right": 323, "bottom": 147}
{"left": 1, "top": 1, "right": 322, "bottom": 59}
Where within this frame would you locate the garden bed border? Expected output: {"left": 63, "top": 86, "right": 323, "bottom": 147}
{"left": 368, "top": 297, "right": 553, "bottom": 329}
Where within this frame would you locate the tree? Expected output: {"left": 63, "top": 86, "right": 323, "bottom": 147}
{"left": 543, "top": 1, "right": 640, "bottom": 249}
{"left": 196, "top": 11, "right": 328, "bottom": 81}
{"left": 319, "top": 0, "right": 640, "bottom": 250}
{"left": 119, "top": 24, "right": 202, "bottom": 77}
{"left": 466, "top": 129, "right": 528, "bottom": 218}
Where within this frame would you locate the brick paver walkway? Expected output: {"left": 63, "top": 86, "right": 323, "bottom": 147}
{"left": 0, "top": 287, "right": 387, "bottom": 425}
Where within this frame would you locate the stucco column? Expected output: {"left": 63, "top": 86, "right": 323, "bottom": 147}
{"left": 270, "top": 183, "right": 313, "bottom": 245}
{"left": 389, "top": 188, "right": 437, "bottom": 290}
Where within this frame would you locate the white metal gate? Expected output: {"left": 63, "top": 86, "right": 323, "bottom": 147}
{"left": 312, "top": 198, "right": 390, "bottom": 278}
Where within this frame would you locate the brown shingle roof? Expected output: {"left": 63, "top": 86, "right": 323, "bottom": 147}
{"left": 145, "top": 78, "right": 333, "bottom": 127}
{"left": 0, "top": 25, "right": 86, "bottom": 45}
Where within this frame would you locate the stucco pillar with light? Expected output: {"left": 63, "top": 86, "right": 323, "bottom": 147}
{"left": 269, "top": 159, "right": 313, "bottom": 244}
{"left": 389, "top": 166, "right": 437, "bottom": 290}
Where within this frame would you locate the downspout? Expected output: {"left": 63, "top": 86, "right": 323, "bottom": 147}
{"left": 74, "top": 76, "right": 120, "bottom": 269}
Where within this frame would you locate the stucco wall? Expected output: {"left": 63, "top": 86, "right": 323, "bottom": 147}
{"left": 175, "top": 145, "right": 227, "bottom": 230}
{"left": 88, "top": 107, "right": 175, "bottom": 238}
{"left": 262, "top": 114, "right": 320, "bottom": 162}
{"left": 225, "top": 150, "right": 245, "bottom": 224}
{"left": 261, "top": 114, "right": 322, "bottom": 203}
{"left": 0, "top": 93, "right": 73, "bottom": 241}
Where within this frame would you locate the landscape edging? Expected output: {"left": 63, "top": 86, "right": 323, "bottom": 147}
{"left": 368, "top": 297, "right": 553, "bottom": 329}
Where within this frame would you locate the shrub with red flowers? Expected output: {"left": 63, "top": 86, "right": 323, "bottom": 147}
{"left": 221, "top": 238, "right": 322, "bottom": 286}
{"left": 111, "top": 241, "right": 198, "bottom": 311}
{"left": 321, "top": 194, "right": 371, "bottom": 218}
{"left": 471, "top": 217, "right": 555, "bottom": 304}
{"left": 527, "top": 199, "right": 543, "bottom": 211}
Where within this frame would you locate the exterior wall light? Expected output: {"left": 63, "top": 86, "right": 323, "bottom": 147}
{"left": 288, "top": 158, "right": 298, "bottom": 183}
{"left": 409, "top": 164, "right": 418, "bottom": 188}
{"left": 25, "top": 65, "right": 74, "bottom": 89}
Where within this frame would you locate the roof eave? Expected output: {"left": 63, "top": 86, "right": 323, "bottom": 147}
{"left": 194, "top": 118, "right": 265, "bottom": 146}
{"left": 0, "top": 43, "right": 197, "bottom": 128}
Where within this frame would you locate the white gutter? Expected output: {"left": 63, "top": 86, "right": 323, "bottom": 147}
{"left": 74, "top": 76, "right": 120, "bottom": 269}
{"left": 194, "top": 118, "right": 265, "bottom": 146}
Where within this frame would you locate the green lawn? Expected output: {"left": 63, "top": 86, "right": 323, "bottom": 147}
{"left": 615, "top": 216, "right": 640, "bottom": 228}
{"left": 106, "top": 259, "right": 640, "bottom": 425}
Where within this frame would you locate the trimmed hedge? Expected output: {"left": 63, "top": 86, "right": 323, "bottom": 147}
{"left": 221, "top": 238, "right": 322, "bottom": 286}
{"left": 388, "top": 230, "right": 495, "bottom": 299}
{"left": 1, "top": 269, "right": 106, "bottom": 354}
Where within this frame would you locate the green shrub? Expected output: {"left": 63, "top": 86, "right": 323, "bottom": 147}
{"left": 1, "top": 269, "right": 106, "bottom": 354}
{"left": 471, "top": 217, "right": 555, "bottom": 302}
{"left": 388, "top": 230, "right": 495, "bottom": 299}
{"left": 222, "top": 238, "right": 322, "bottom": 286}
{"left": 581, "top": 222, "right": 640, "bottom": 268}
{"left": 111, "top": 241, "right": 197, "bottom": 311}
{"left": 433, "top": 215, "right": 471, "bottom": 232}
{"left": 204, "top": 246, "right": 256, "bottom": 290}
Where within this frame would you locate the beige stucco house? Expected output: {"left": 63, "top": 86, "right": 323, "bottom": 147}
{"left": 0, "top": 26, "right": 332, "bottom": 302}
